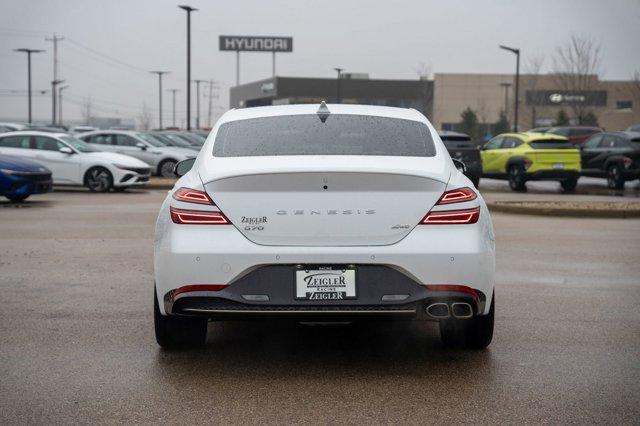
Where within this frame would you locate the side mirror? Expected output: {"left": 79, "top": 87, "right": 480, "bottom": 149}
{"left": 452, "top": 158, "right": 467, "bottom": 174}
{"left": 174, "top": 158, "right": 196, "bottom": 177}
{"left": 59, "top": 146, "right": 74, "bottom": 154}
{"left": 136, "top": 142, "right": 147, "bottom": 150}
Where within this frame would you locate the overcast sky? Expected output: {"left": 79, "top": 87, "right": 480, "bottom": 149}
{"left": 1, "top": 0, "right": 639, "bottom": 126}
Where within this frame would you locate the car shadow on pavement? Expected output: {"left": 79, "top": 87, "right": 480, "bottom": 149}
{"left": 0, "top": 199, "right": 52, "bottom": 208}
{"left": 153, "top": 320, "right": 496, "bottom": 380}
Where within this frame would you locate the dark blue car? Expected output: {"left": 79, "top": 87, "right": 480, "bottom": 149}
{"left": 0, "top": 154, "right": 53, "bottom": 202}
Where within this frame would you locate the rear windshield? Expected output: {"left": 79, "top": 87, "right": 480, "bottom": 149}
{"left": 212, "top": 114, "right": 436, "bottom": 157}
{"left": 529, "top": 139, "right": 575, "bottom": 149}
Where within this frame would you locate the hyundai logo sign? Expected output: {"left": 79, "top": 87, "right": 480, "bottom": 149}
{"left": 219, "top": 36, "right": 293, "bottom": 52}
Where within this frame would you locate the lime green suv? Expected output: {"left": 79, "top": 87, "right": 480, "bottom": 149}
{"left": 481, "top": 132, "right": 581, "bottom": 192}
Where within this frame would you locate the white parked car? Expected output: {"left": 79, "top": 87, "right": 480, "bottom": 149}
{"left": 154, "top": 104, "right": 495, "bottom": 349}
{"left": 0, "top": 131, "right": 151, "bottom": 192}
{"left": 70, "top": 125, "right": 97, "bottom": 134}
{"left": 78, "top": 130, "right": 196, "bottom": 177}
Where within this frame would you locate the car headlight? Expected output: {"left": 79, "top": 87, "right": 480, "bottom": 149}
{"left": 0, "top": 168, "right": 21, "bottom": 175}
{"left": 113, "top": 164, "right": 150, "bottom": 173}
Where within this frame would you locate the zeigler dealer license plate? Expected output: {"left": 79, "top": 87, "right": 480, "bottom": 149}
{"left": 295, "top": 266, "right": 356, "bottom": 300}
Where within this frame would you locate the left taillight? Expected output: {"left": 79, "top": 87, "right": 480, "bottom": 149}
{"left": 170, "top": 207, "right": 230, "bottom": 225}
{"left": 420, "top": 187, "right": 480, "bottom": 225}
{"left": 173, "top": 187, "right": 213, "bottom": 205}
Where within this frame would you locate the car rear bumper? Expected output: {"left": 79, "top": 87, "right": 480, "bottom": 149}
{"left": 163, "top": 265, "right": 488, "bottom": 320}
{"left": 154, "top": 198, "right": 496, "bottom": 317}
{"left": 525, "top": 169, "right": 580, "bottom": 181}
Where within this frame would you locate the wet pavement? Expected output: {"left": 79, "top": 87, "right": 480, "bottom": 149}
{"left": 1, "top": 188, "right": 639, "bottom": 424}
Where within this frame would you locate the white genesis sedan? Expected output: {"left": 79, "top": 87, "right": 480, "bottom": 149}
{"left": 0, "top": 131, "right": 151, "bottom": 192}
{"left": 154, "top": 104, "right": 495, "bottom": 349}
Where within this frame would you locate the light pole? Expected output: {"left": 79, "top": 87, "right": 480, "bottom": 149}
{"left": 499, "top": 45, "right": 520, "bottom": 131}
{"left": 192, "top": 79, "right": 205, "bottom": 129}
{"left": 14, "top": 48, "right": 45, "bottom": 123}
{"left": 150, "top": 71, "right": 169, "bottom": 129}
{"left": 168, "top": 89, "right": 179, "bottom": 127}
{"left": 58, "top": 85, "right": 68, "bottom": 126}
{"left": 179, "top": 5, "right": 197, "bottom": 130}
{"left": 500, "top": 82, "right": 511, "bottom": 118}
{"left": 333, "top": 67, "right": 343, "bottom": 103}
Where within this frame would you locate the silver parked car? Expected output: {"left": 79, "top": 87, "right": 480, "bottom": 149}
{"left": 78, "top": 130, "right": 196, "bottom": 177}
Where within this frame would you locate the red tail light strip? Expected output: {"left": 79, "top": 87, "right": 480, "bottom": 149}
{"left": 170, "top": 207, "right": 230, "bottom": 225}
{"left": 171, "top": 284, "right": 227, "bottom": 301}
{"left": 421, "top": 206, "right": 480, "bottom": 225}
{"left": 424, "top": 284, "right": 480, "bottom": 301}
{"left": 173, "top": 187, "right": 213, "bottom": 205}
{"left": 436, "top": 187, "right": 477, "bottom": 205}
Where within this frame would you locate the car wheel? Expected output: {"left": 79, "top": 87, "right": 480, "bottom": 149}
{"left": 607, "top": 164, "right": 624, "bottom": 190}
{"left": 439, "top": 292, "right": 494, "bottom": 350}
{"left": 158, "top": 159, "right": 177, "bottom": 178}
{"left": 154, "top": 287, "right": 208, "bottom": 349}
{"left": 560, "top": 177, "right": 578, "bottom": 192}
{"left": 508, "top": 165, "right": 526, "bottom": 191}
{"left": 6, "top": 194, "right": 29, "bottom": 202}
{"left": 85, "top": 167, "right": 113, "bottom": 193}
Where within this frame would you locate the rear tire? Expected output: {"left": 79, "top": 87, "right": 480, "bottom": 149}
{"left": 560, "top": 177, "right": 578, "bottom": 192}
{"left": 607, "top": 164, "right": 625, "bottom": 190}
{"left": 508, "top": 165, "right": 526, "bottom": 192}
{"left": 439, "top": 293, "right": 494, "bottom": 350}
{"left": 154, "top": 287, "right": 207, "bottom": 349}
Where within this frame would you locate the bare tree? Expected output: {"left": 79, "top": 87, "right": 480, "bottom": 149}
{"left": 81, "top": 96, "right": 93, "bottom": 125}
{"left": 414, "top": 62, "right": 434, "bottom": 119}
{"left": 525, "top": 54, "right": 545, "bottom": 128}
{"left": 137, "top": 102, "right": 153, "bottom": 130}
{"left": 552, "top": 35, "right": 603, "bottom": 124}
{"left": 630, "top": 70, "right": 640, "bottom": 104}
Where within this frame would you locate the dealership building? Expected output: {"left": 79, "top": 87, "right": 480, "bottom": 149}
{"left": 230, "top": 73, "right": 639, "bottom": 133}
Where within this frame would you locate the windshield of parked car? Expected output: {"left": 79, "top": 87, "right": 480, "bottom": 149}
{"left": 162, "top": 133, "right": 196, "bottom": 147}
{"left": 134, "top": 133, "right": 164, "bottom": 147}
{"left": 213, "top": 114, "right": 436, "bottom": 157}
{"left": 59, "top": 136, "right": 98, "bottom": 152}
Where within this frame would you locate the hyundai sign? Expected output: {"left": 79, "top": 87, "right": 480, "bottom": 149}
{"left": 219, "top": 36, "right": 293, "bottom": 52}
{"left": 526, "top": 90, "right": 607, "bottom": 106}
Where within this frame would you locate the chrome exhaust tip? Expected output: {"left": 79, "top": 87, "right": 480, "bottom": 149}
{"left": 451, "top": 302, "right": 473, "bottom": 319}
{"left": 426, "top": 302, "right": 450, "bottom": 319}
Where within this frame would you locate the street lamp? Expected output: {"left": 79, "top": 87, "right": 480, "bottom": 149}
{"left": 499, "top": 45, "right": 520, "bottom": 131}
{"left": 179, "top": 5, "right": 197, "bottom": 130}
{"left": 14, "top": 48, "right": 45, "bottom": 123}
{"left": 333, "top": 67, "right": 343, "bottom": 104}
{"left": 150, "top": 71, "right": 170, "bottom": 129}
{"left": 499, "top": 82, "right": 511, "bottom": 118}
{"left": 192, "top": 79, "right": 206, "bottom": 129}
{"left": 168, "top": 89, "right": 179, "bottom": 127}
{"left": 57, "top": 85, "right": 68, "bottom": 126}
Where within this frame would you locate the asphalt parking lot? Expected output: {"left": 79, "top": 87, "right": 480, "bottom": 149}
{"left": 1, "top": 184, "right": 639, "bottom": 424}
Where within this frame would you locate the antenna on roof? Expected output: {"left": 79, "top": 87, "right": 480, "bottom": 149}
{"left": 316, "top": 101, "right": 330, "bottom": 123}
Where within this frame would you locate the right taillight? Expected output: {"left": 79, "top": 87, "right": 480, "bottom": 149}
{"left": 172, "top": 187, "right": 213, "bottom": 205}
{"left": 420, "top": 187, "right": 480, "bottom": 225}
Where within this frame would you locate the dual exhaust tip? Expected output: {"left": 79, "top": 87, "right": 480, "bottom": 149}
{"left": 426, "top": 302, "right": 473, "bottom": 319}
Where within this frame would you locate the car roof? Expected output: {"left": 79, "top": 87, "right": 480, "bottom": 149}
{"left": 501, "top": 132, "right": 569, "bottom": 142}
{"left": 437, "top": 130, "right": 470, "bottom": 138}
{"left": 218, "top": 103, "right": 426, "bottom": 124}
{"left": 602, "top": 131, "right": 640, "bottom": 139}
{"left": 0, "top": 130, "right": 69, "bottom": 138}
{"left": 548, "top": 126, "right": 601, "bottom": 131}
{"left": 80, "top": 129, "right": 137, "bottom": 136}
